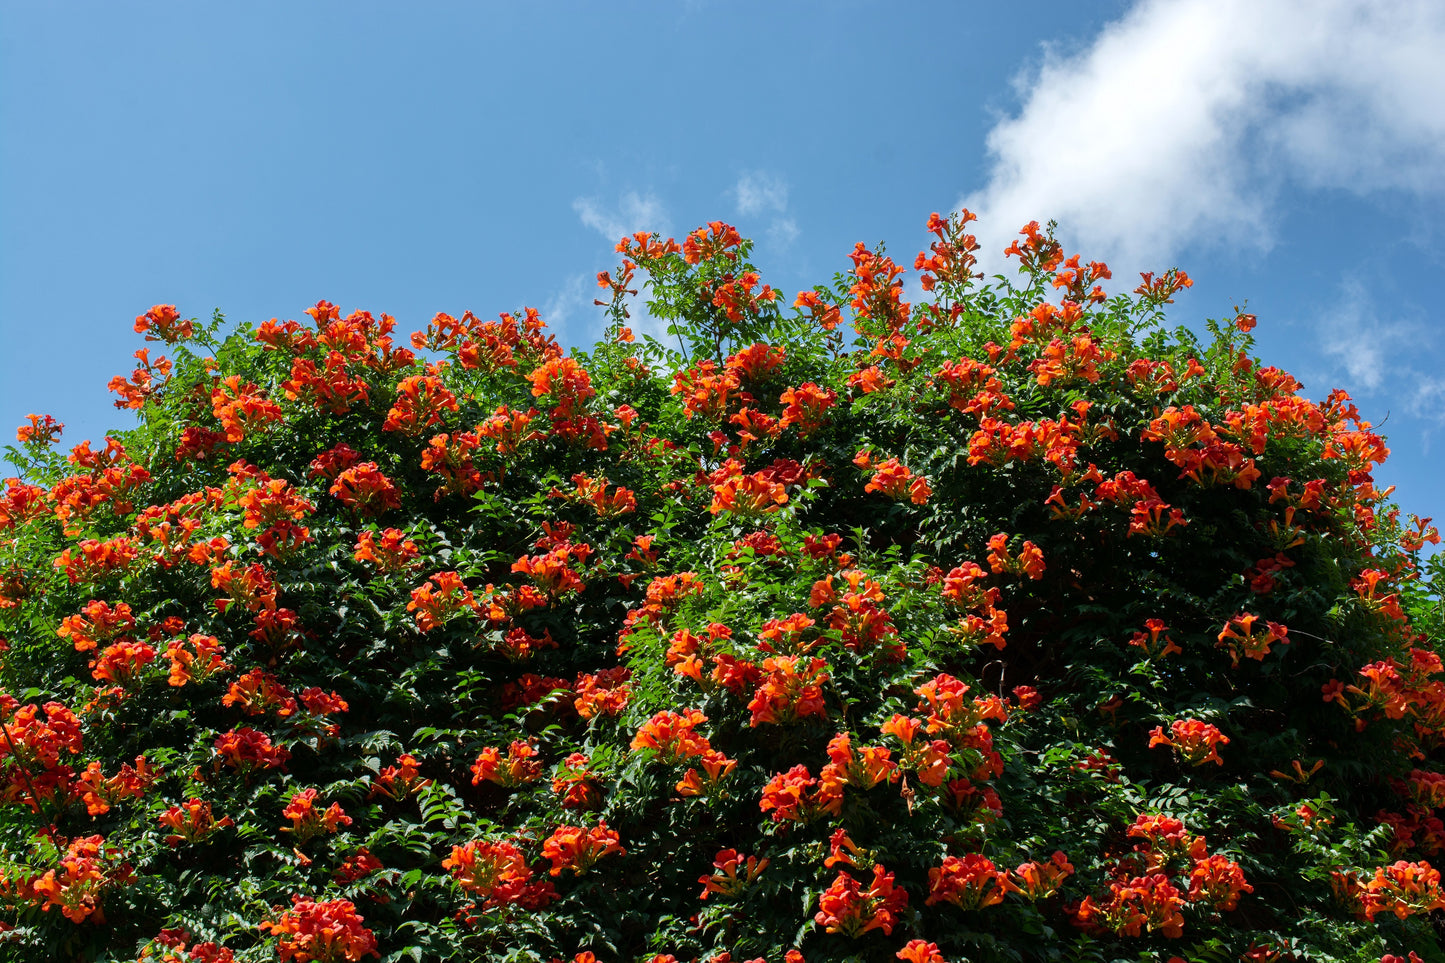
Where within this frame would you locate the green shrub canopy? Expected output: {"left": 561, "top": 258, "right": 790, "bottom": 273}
{"left": 0, "top": 213, "right": 1441, "bottom": 963}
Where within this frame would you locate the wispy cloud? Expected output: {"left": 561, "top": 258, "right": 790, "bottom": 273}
{"left": 1319, "top": 280, "right": 1397, "bottom": 392}
{"left": 964, "top": 0, "right": 1445, "bottom": 271}
{"left": 1313, "top": 278, "right": 1444, "bottom": 437}
{"left": 733, "top": 171, "right": 799, "bottom": 250}
{"left": 767, "top": 218, "right": 800, "bottom": 248}
{"left": 573, "top": 191, "right": 669, "bottom": 244}
{"left": 542, "top": 272, "right": 591, "bottom": 331}
{"left": 1412, "top": 377, "right": 1445, "bottom": 423}
{"left": 733, "top": 172, "right": 789, "bottom": 217}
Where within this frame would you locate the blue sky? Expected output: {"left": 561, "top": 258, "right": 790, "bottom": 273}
{"left": 2, "top": 0, "right": 1441, "bottom": 543}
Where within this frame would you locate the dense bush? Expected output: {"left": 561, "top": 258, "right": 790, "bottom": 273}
{"left": 0, "top": 212, "right": 1441, "bottom": 963}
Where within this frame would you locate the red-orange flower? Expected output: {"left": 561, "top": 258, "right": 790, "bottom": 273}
{"left": 72, "top": 755, "right": 157, "bottom": 816}
{"left": 747, "top": 656, "right": 829, "bottom": 727}
{"left": 371, "top": 753, "right": 431, "bottom": 801}
{"left": 675, "top": 749, "right": 738, "bottom": 797}
{"left": 89, "top": 638, "right": 156, "bottom": 685}
{"left": 1335, "top": 859, "right": 1445, "bottom": 921}
{"left": 1068, "top": 873, "right": 1185, "bottom": 939}
{"left": 281, "top": 788, "right": 352, "bottom": 844}
{"left": 1128, "top": 619, "right": 1181, "bottom": 659}
{"left": 926, "top": 853, "right": 1019, "bottom": 910}
{"left": 27, "top": 834, "right": 134, "bottom": 925}
{"left": 1216, "top": 613, "right": 1289, "bottom": 667}
{"left": 698, "top": 848, "right": 769, "bottom": 900}
{"left": 407, "top": 571, "right": 475, "bottom": 631}
{"left": 159, "top": 798, "right": 234, "bottom": 847}
{"left": 134, "top": 304, "right": 194, "bottom": 343}
{"left": 1188, "top": 854, "right": 1253, "bottom": 910}
{"left": 897, "top": 941, "right": 949, "bottom": 963}
{"left": 165, "top": 633, "right": 228, "bottom": 687}
{"left": 551, "top": 752, "right": 603, "bottom": 810}
{"left": 330, "top": 463, "right": 401, "bottom": 517}
{"left": 1149, "top": 718, "right": 1229, "bottom": 766}
{"left": 863, "top": 457, "right": 932, "bottom": 504}
{"left": 541, "top": 821, "right": 624, "bottom": 876}
{"left": 213, "top": 728, "right": 289, "bottom": 773}
{"left": 985, "top": 533, "right": 1045, "bottom": 580}
{"left": 778, "top": 383, "right": 837, "bottom": 436}
{"left": 814, "top": 865, "right": 908, "bottom": 938}
{"left": 630, "top": 709, "right": 711, "bottom": 763}
{"left": 759, "top": 764, "right": 842, "bottom": 822}
{"left": 443, "top": 839, "right": 555, "bottom": 910}
{"left": 258, "top": 895, "right": 378, "bottom": 962}
{"left": 1015, "top": 851, "right": 1074, "bottom": 900}
{"left": 471, "top": 740, "right": 544, "bottom": 788}
{"left": 574, "top": 666, "right": 631, "bottom": 719}
{"left": 683, "top": 221, "right": 743, "bottom": 264}
{"left": 382, "top": 375, "right": 458, "bottom": 434}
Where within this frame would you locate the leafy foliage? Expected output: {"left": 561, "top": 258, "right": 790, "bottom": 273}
{"left": 0, "top": 213, "right": 1441, "bottom": 963}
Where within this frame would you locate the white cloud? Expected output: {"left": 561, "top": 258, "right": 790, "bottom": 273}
{"left": 542, "top": 273, "right": 590, "bottom": 329}
{"left": 1318, "top": 280, "right": 1405, "bottom": 392}
{"left": 964, "top": 0, "right": 1445, "bottom": 272}
{"left": 767, "top": 217, "right": 800, "bottom": 248}
{"left": 1412, "top": 377, "right": 1445, "bottom": 423}
{"left": 1313, "top": 279, "right": 1445, "bottom": 438}
{"left": 572, "top": 191, "right": 669, "bottom": 244}
{"left": 733, "top": 171, "right": 789, "bottom": 217}
{"left": 733, "top": 171, "right": 800, "bottom": 250}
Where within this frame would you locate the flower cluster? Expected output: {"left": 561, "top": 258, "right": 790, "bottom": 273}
{"left": 0, "top": 210, "right": 1434, "bottom": 962}
{"left": 814, "top": 865, "right": 909, "bottom": 938}
{"left": 257, "top": 896, "right": 378, "bottom": 962}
